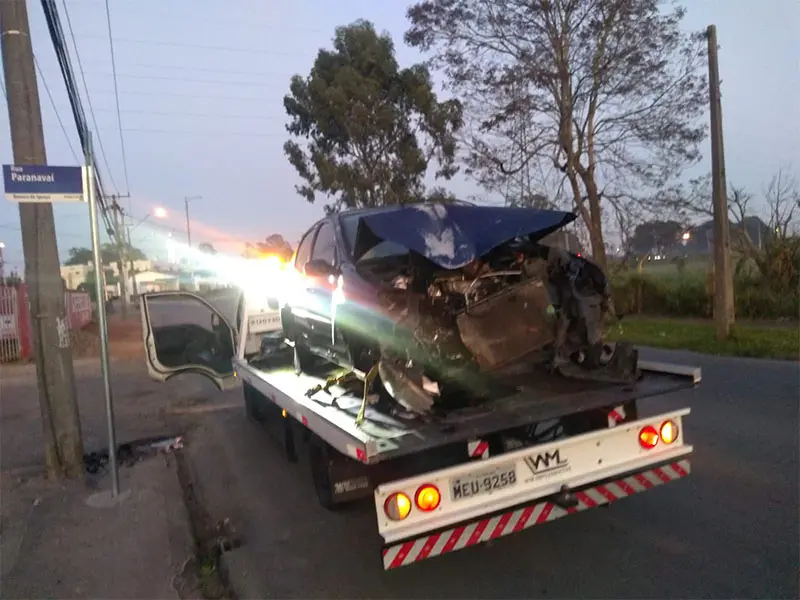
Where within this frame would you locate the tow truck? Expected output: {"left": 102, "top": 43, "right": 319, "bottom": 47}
{"left": 139, "top": 277, "right": 700, "bottom": 571}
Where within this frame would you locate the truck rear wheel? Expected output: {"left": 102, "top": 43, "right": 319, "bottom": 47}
{"left": 309, "top": 436, "right": 340, "bottom": 510}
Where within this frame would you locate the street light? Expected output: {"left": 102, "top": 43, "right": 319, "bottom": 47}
{"left": 682, "top": 231, "right": 691, "bottom": 241}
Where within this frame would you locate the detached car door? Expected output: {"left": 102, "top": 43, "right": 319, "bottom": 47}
{"left": 140, "top": 291, "right": 239, "bottom": 391}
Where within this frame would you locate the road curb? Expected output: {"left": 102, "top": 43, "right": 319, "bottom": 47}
{"left": 0, "top": 357, "right": 143, "bottom": 383}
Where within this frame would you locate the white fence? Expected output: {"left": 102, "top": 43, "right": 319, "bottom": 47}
{"left": 0, "top": 284, "right": 22, "bottom": 363}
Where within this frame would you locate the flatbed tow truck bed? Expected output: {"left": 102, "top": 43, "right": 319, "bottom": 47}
{"left": 140, "top": 291, "right": 700, "bottom": 571}
{"left": 235, "top": 354, "right": 700, "bottom": 465}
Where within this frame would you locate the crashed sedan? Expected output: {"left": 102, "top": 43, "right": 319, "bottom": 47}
{"left": 280, "top": 203, "right": 638, "bottom": 418}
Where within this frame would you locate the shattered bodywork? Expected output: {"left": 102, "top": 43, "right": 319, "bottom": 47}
{"left": 351, "top": 203, "right": 638, "bottom": 417}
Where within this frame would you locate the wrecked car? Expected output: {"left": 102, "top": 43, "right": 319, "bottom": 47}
{"left": 280, "top": 203, "right": 637, "bottom": 418}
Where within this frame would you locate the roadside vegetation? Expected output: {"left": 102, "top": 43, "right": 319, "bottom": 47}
{"left": 606, "top": 317, "right": 798, "bottom": 360}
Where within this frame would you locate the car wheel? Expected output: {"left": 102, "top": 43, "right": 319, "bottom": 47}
{"left": 293, "top": 343, "right": 316, "bottom": 375}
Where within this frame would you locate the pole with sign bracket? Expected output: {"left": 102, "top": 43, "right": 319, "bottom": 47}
{"left": 85, "top": 132, "right": 119, "bottom": 497}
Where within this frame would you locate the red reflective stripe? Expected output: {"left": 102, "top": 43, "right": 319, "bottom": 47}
{"left": 535, "top": 503, "right": 554, "bottom": 524}
{"left": 670, "top": 462, "right": 688, "bottom": 477}
{"left": 415, "top": 533, "right": 441, "bottom": 560}
{"left": 389, "top": 541, "right": 416, "bottom": 569}
{"left": 652, "top": 467, "right": 671, "bottom": 483}
{"left": 471, "top": 440, "right": 489, "bottom": 457}
{"left": 441, "top": 526, "right": 466, "bottom": 554}
{"left": 616, "top": 479, "right": 637, "bottom": 495}
{"left": 575, "top": 490, "right": 597, "bottom": 508}
{"left": 490, "top": 512, "right": 513, "bottom": 539}
{"left": 595, "top": 485, "right": 618, "bottom": 502}
{"left": 466, "top": 520, "right": 490, "bottom": 545}
{"left": 512, "top": 506, "right": 535, "bottom": 532}
{"left": 634, "top": 473, "right": 654, "bottom": 489}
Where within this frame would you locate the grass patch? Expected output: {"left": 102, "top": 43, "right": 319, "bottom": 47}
{"left": 607, "top": 317, "right": 799, "bottom": 360}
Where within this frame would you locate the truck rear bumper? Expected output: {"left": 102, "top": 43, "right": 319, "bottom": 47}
{"left": 382, "top": 457, "right": 691, "bottom": 570}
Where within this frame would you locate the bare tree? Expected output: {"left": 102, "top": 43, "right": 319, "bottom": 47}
{"left": 406, "top": 0, "right": 708, "bottom": 269}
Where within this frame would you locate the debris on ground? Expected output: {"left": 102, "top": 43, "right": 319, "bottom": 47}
{"left": 83, "top": 435, "right": 185, "bottom": 474}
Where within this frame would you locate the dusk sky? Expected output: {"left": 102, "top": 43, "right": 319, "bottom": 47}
{"left": 1, "top": 0, "right": 798, "bottom": 275}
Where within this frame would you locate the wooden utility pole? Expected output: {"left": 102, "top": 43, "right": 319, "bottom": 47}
{"left": 1, "top": 0, "right": 84, "bottom": 478}
{"left": 706, "top": 25, "right": 735, "bottom": 340}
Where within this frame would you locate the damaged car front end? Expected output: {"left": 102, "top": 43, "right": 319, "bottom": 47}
{"left": 347, "top": 203, "right": 639, "bottom": 417}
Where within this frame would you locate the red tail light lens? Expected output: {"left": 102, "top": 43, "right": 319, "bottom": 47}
{"left": 639, "top": 425, "right": 659, "bottom": 449}
{"left": 415, "top": 484, "right": 441, "bottom": 512}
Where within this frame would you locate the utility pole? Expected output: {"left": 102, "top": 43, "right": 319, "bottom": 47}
{"left": 184, "top": 195, "right": 201, "bottom": 248}
{"left": 125, "top": 223, "right": 139, "bottom": 299}
{"left": 1, "top": 0, "right": 84, "bottom": 479}
{"left": 109, "top": 195, "right": 130, "bottom": 318}
{"left": 706, "top": 25, "right": 735, "bottom": 340}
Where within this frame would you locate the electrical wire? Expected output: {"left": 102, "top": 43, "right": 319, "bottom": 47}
{"left": 33, "top": 54, "right": 80, "bottom": 163}
{"left": 103, "top": 0, "right": 130, "bottom": 198}
{"left": 66, "top": 106, "right": 285, "bottom": 121}
{"left": 47, "top": 32, "right": 311, "bottom": 57}
{"left": 58, "top": 0, "right": 120, "bottom": 196}
{"left": 40, "top": 0, "right": 118, "bottom": 240}
{"left": 115, "top": 127, "right": 286, "bottom": 137}
{"left": 66, "top": 87, "right": 282, "bottom": 103}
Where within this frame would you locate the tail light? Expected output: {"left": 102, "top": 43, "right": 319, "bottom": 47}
{"left": 384, "top": 492, "right": 412, "bottom": 521}
{"left": 415, "top": 484, "right": 441, "bottom": 512}
{"left": 639, "top": 425, "right": 659, "bottom": 449}
{"left": 660, "top": 420, "right": 679, "bottom": 444}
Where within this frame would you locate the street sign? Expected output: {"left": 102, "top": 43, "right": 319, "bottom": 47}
{"left": 2, "top": 164, "right": 85, "bottom": 203}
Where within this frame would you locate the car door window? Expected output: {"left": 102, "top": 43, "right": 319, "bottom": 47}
{"left": 294, "top": 228, "right": 316, "bottom": 272}
{"left": 311, "top": 221, "right": 337, "bottom": 267}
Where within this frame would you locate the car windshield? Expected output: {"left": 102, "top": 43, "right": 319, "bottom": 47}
{"left": 339, "top": 213, "right": 409, "bottom": 261}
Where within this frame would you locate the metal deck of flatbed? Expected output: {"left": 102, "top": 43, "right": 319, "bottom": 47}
{"left": 236, "top": 354, "right": 701, "bottom": 465}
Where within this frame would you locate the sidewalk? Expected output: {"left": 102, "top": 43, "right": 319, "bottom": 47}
{"left": 1, "top": 455, "right": 195, "bottom": 599}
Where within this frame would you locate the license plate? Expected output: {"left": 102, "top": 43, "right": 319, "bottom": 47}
{"left": 450, "top": 464, "right": 518, "bottom": 502}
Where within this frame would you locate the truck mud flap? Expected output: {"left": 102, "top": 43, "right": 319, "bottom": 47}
{"left": 380, "top": 458, "right": 691, "bottom": 570}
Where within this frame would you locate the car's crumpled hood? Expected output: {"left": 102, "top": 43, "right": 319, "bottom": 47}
{"left": 352, "top": 203, "right": 577, "bottom": 269}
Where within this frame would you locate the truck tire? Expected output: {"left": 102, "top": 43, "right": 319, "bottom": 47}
{"left": 243, "top": 381, "right": 262, "bottom": 423}
{"left": 309, "top": 436, "right": 339, "bottom": 510}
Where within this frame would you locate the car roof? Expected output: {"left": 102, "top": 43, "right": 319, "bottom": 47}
{"left": 336, "top": 199, "right": 478, "bottom": 221}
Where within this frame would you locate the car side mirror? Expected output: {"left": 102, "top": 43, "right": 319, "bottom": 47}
{"left": 304, "top": 259, "right": 335, "bottom": 278}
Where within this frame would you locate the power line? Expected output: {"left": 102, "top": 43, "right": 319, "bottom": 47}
{"left": 59, "top": 0, "right": 120, "bottom": 195}
{"left": 64, "top": 106, "right": 286, "bottom": 121}
{"left": 86, "top": 61, "right": 293, "bottom": 79}
{"left": 41, "top": 68, "right": 292, "bottom": 88}
{"left": 41, "top": 0, "right": 118, "bottom": 239}
{"left": 111, "top": 127, "right": 286, "bottom": 138}
{"left": 64, "top": 87, "right": 283, "bottom": 103}
{"left": 33, "top": 53, "right": 80, "bottom": 163}
{"left": 103, "top": 0, "right": 130, "bottom": 198}
{"left": 43, "top": 32, "right": 312, "bottom": 57}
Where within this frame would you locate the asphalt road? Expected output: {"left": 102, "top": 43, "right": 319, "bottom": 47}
{"left": 181, "top": 348, "right": 799, "bottom": 599}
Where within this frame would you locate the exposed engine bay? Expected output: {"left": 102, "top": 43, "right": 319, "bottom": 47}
{"left": 358, "top": 238, "right": 639, "bottom": 417}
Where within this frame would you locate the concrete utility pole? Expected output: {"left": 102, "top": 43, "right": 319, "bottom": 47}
{"left": 125, "top": 222, "right": 139, "bottom": 299}
{"left": 109, "top": 196, "right": 130, "bottom": 318}
{"left": 706, "top": 25, "right": 735, "bottom": 340}
{"left": 1, "top": 0, "right": 84, "bottom": 478}
{"left": 184, "top": 195, "right": 201, "bottom": 248}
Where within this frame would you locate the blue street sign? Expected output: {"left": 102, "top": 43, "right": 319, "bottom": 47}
{"left": 2, "top": 164, "right": 85, "bottom": 203}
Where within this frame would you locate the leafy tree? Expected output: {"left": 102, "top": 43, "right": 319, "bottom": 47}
{"left": 198, "top": 242, "right": 218, "bottom": 255}
{"left": 65, "top": 244, "right": 146, "bottom": 266}
{"left": 283, "top": 19, "right": 464, "bottom": 213}
{"left": 77, "top": 269, "right": 118, "bottom": 302}
{"left": 3, "top": 270, "right": 22, "bottom": 286}
{"left": 406, "top": 0, "right": 708, "bottom": 269}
